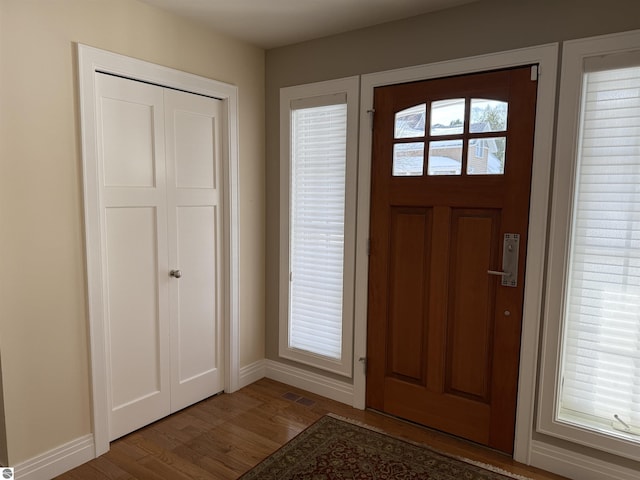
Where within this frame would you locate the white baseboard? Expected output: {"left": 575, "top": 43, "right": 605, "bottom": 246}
{"left": 238, "top": 359, "right": 267, "bottom": 389}
{"left": 14, "top": 434, "right": 94, "bottom": 480}
{"left": 265, "top": 360, "right": 354, "bottom": 405}
{"left": 530, "top": 440, "right": 640, "bottom": 480}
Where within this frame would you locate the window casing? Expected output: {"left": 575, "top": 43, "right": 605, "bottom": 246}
{"left": 539, "top": 30, "right": 640, "bottom": 461}
{"left": 279, "top": 77, "right": 359, "bottom": 377}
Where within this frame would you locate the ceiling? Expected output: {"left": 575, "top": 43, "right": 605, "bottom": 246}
{"left": 139, "top": 0, "right": 479, "bottom": 49}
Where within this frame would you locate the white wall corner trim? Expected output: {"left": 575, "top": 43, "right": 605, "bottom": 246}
{"left": 239, "top": 360, "right": 267, "bottom": 389}
{"left": 530, "top": 440, "right": 640, "bottom": 480}
{"left": 77, "top": 43, "right": 240, "bottom": 457}
{"left": 14, "top": 434, "right": 94, "bottom": 480}
{"left": 265, "top": 360, "right": 354, "bottom": 405}
{"left": 355, "top": 43, "right": 559, "bottom": 463}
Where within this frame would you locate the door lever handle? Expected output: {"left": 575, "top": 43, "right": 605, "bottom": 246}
{"left": 491, "top": 233, "right": 520, "bottom": 287}
{"left": 488, "top": 270, "right": 511, "bottom": 277}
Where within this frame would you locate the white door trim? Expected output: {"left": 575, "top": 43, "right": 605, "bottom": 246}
{"left": 77, "top": 44, "right": 240, "bottom": 456}
{"left": 354, "top": 43, "right": 559, "bottom": 463}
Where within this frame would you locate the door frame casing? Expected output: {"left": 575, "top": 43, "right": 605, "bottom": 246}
{"left": 77, "top": 44, "right": 240, "bottom": 456}
{"left": 353, "top": 44, "right": 559, "bottom": 462}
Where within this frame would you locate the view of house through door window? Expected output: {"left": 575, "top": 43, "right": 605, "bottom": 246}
{"left": 366, "top": 66, "right": 538, "bottom": 454}
{"left": 392, "top": 98, "right": 508, "bottom": 176}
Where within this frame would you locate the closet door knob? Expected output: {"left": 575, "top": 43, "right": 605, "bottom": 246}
{"left": 169, "top": 269, "right": 182, "bottom": 279}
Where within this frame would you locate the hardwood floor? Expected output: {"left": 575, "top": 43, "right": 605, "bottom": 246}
{"left": 55, "top": 378, "right": 569, "bottom": 479}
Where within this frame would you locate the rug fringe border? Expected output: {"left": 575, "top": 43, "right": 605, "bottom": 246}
{"left": 326, "top": 413, "right": 534, "bottom": 480}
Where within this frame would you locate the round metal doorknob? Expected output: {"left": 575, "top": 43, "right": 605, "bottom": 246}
{"left": 169, "top": 269, "right": 182, "bottom": 278}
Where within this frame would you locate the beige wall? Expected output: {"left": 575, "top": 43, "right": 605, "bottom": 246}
{"left": 0, "top": 0, "right": 265, "bottom": 464}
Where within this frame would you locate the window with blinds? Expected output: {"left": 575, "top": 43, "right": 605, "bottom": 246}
{"left": 279, "top": 77, "right": 358, "bottom": 377}
{"left": 558, "top": 63, "right": 640, "bottom": 442}
{"left": 289, "top": 103, "right": 347, "bottom": 360}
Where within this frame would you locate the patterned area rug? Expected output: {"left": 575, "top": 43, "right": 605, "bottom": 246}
{"left": 239, "top": 415, "right": 531, "bottom": 480}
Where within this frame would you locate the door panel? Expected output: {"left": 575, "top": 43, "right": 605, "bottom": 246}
{"left": 100, "top": 81, "right": 162, "bottom": 188}
{"left": 446, "top": 209, "right": 500, "bottom": 401}
{"left": 367, "top": 66, "right": 538, "bottom": 453}
{"left": 173, "top": 109, "right": 216, "bottom": 189}
{"left": 172, "top": 205, "right": 221, "bottom": 407}
{"left": 106, "top": 207, "right": 163, "bottom": 407}
{"left": 387, "top": 207, "right": 432, "bottom": 384}
{"left": 165, "top": 89, "right": 224, "bottom": 411}
{"left": 97, "top": 74, "right": 171, "bottom": 440}
{"left": 175, "top": 206, "right": 217, "bottom": 381}
{"left": 105, "top": 207, "right": 170, "bottom": 439}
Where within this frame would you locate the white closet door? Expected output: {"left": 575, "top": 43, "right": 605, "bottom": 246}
{"left": 96, "top": 73, "right": 171, "bottom": 440}
{"left": 164, "top": 89, "right": 224, "bottom": 410}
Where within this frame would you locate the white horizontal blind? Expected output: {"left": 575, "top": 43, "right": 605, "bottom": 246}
{"left": 560, "top": 65, "right": 640, "bottom": 437}
{"left": 289, "top": 103, "right": 347, "bottom": 360}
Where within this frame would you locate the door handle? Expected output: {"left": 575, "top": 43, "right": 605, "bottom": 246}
{"left": 169, "top": 269, "right": 182, "bottom": 279}
{"left": 488, "top": 233, "right": 519, "bottom": 287}
{"left": 487, "top": 270, "right": 510, "bottom": 277}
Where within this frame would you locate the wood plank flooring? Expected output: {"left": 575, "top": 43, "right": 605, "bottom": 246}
{"left": 55, "top": 378, "right": 569, "bottom": 479}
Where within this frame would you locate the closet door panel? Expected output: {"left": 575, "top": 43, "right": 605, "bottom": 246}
{"left": 104, "top": 207, "right": 170, "bottom": 438}
{"left": 96, "top": 73, "right": 170, "bottom": 440}
{"left": 175, "top": 206, "right": 218, "bottom": 381}
{"left": 173, "top": 109, "right": 216, "bottom": 189}
{"left": 101, "top": 97, "right": 156, "bottom": 187}
{"left": 165, "top": 89, "right": 224, "bottom": 410}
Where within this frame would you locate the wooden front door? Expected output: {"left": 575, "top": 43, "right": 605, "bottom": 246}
{"left": 366, "top": 66, "right": 538, "bottom": 454}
